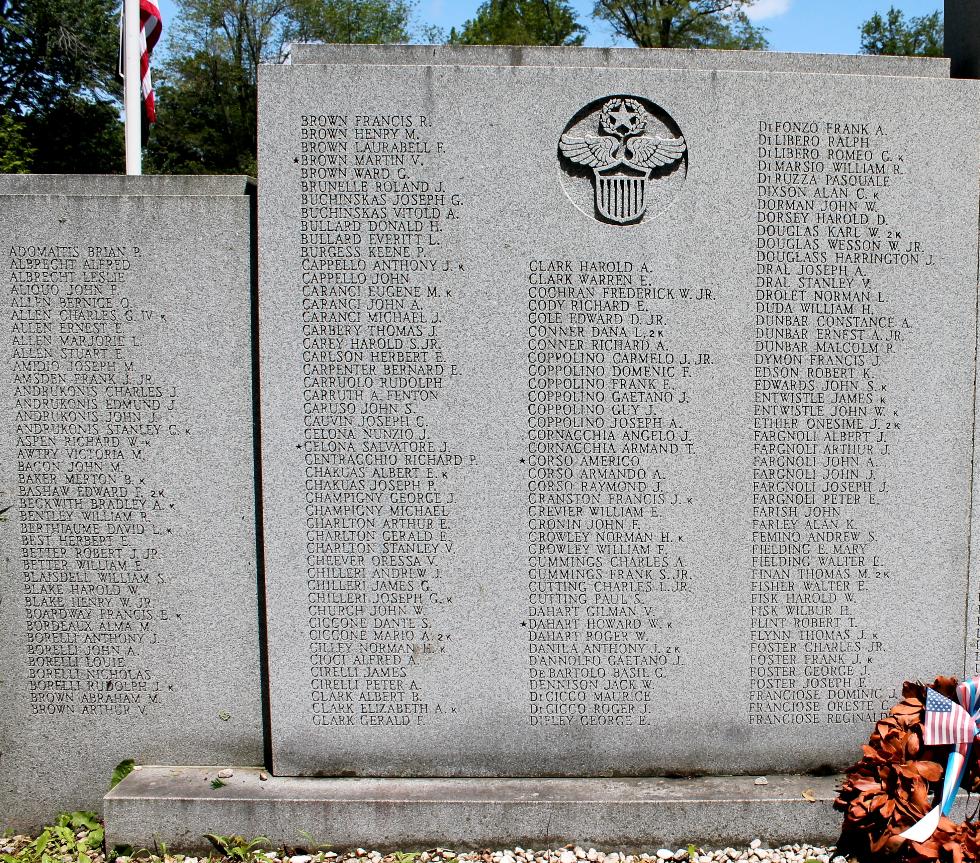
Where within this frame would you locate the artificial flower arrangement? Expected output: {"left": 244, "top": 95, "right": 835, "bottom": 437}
{"left": 836, "top": 677, "right": 980, "bottom": 863}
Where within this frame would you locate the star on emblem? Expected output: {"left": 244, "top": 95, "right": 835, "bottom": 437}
{"left": 608, "top": 103, "right": 638, "bottom": 134}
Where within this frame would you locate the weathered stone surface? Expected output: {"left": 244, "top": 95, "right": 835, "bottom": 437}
{"left": 963, "top": 22, "right": 980, "bottom": 673}
{"left": 0, "top": 175, "right": 254, "bottom": 196}
{"left": 259, "top": 58, "right": 980, "bottom": 777}
{"left": 104, "top": 767, "right": 843, "bottom": 851}
{"left": 0, "top": 175, "right": 264, "bottom": 830}
{"left": 286, "top": 42, "right": 951, "bottom": 77}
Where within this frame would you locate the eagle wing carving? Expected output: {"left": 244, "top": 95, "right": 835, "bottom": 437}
{"left": 558, "top": 134, "right": 618, "bottom": 168}
{"left": 627, "top": 135, "right": 687, "bottom": 168}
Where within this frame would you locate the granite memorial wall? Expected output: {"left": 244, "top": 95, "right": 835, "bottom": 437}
{"left": 285, "top": 42, "right": 953, "bottom": 76}
{"left": 257, "top": 54, "right": 980, "bottom": 776}
{"left": 0, "top": 176, "right": 265, "bottom": 829}
{"left": 1, "top": 42, "right": 980, "bottom": 838}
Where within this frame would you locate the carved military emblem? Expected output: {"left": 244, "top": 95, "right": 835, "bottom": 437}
{"left": 558, "top": 97, "right": 687, "bottom": 225}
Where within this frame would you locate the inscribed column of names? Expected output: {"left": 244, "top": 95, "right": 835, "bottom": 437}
{"left": 298, "top": 112, "right": 467, "bottom": 729}
{"left": 524, "top": 259, "right": 713, "bottom": 728}
{"left": 751, "top": 119, "right": 926, "bottom": 726}
{"left": 6, "top": 242, "right": 177, "bottom": 720}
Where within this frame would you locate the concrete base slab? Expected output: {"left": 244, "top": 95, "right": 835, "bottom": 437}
{"left": 104, "top": 767, "right": 842, "bottom": 852}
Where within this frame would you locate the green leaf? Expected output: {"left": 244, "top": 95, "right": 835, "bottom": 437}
{"left": 32, "top": 830, "right": 51, "bottom": 855}
{"left": 72, "top": 812, "right": 101, "bottom": 831}
{"left": 110, "top": 760, "right": 136, "bottom": 790}
{"left": 204, "top": 833, "right": 229, "bottom": 852}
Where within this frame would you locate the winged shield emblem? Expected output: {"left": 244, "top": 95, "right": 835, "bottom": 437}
{"left": 559, "top": 97, "right": 686, "bottom": 225}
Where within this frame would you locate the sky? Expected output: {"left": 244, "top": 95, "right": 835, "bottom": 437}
{"left": 153, "top": 0, "right": 945, "bottom": 58}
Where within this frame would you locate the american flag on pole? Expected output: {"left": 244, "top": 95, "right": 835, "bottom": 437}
{"left": 923, "top": 687, "right": 977, "bottom": 746}
{"left": 139, "top": 0, "right": 162, "bottom": 122}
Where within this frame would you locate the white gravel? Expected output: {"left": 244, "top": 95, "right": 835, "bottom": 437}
{"left": 136, "top": 845, "right": 846, "bottom": 863}
{"left": 258, "top": 846, "right": 848, "bottom": 863}
{"left": 1, "top": 834, "right": 848, "bottom": 863}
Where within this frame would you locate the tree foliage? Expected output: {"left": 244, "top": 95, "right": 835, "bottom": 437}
{"left": 25, "top": 95, "right": 123, "bottom": 172}
{"left": 286, "top": 0, "right": 413, "bottom": 44}
{"left": 449, "top": 0, "right": 586, "bottom": 46}
{"left": 146, "top": 0, "right": 415, "bottom": 175}
{"left": 145, "top": 0, "right": 284, "bottom": 175}
{"left": 0, "top": 113, "right": 33, "bottom": 172}
{"left": 592, "top": 0, "right": 766, "bottom": 49}
{"left": 146, "top": 51, "right": 256, "bottom": 174}
{"left": 0, "top": 0, "right": 122, "bottom": 172}
{"left": 860, "top": 6, "right": 943, "bottom": 57}
{"left": 0, "top": 0, "right": 120, "bottom": 113}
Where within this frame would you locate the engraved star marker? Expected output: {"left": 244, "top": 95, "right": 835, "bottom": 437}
{"left": 609, "top": 105, "right": 636, "bottom": 131}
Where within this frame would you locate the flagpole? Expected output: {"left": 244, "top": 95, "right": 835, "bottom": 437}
{"left": 124, "top": 0, "right": 141, "bottom": 175}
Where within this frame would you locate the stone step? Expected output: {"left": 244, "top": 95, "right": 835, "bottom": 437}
{"left": 104, "top": 767, "right": 841, "bottom": 852}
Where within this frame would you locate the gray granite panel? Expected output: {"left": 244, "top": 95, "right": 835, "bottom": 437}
{"left": 963, "top": 74, "right": 980, "bottom": 676}
{"left": 0, "top": 176, "right": 264, "bottom": 830}
{"left": 0, "top": 175, "right": 254, "bottom": 197}
{"left": 104, "top": 768, "right": 843, "bottom": 851}
{"left": 258, "top": 63, "right": 980, "bottom": 777}
{"left": 286, "top": 42, "right": 951, "bottom": 77}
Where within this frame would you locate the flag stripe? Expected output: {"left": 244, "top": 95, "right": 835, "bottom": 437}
{"left": 139, "top": 0, "right": 162, "bottom": 123}
{"left": 923, "top": 687, "right": 977, "bottom": 746}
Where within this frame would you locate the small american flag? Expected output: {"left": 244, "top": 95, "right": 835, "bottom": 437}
{"left": 902, "top": 677, "right": 980, "bottom": 843}
{"left": 139, "top": 0, "right": 162, "bottom": 123}
{"left": 923, "top": 687, "right": 977, "bottom": 746}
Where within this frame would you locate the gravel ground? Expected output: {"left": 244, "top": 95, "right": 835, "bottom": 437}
{"left": 0, "top": 835, "right": 848, "bottom": 863}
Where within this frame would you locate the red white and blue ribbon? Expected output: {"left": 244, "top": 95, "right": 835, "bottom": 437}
{"left": 901, "top": 677, "right": 980, "bottom": 842}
